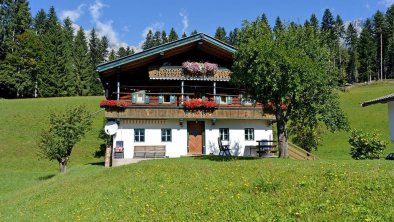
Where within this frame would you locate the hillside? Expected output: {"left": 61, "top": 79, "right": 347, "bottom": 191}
{"left": 0, "top": 83, "right": 393, "bottom": 221}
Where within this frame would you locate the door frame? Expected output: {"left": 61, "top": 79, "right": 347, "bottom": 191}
{"left": 187, "top": 121, "right": 205, "bottom": 155}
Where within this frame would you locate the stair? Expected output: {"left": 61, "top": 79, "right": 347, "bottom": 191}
{"left": 288, "top": 142, "right": 319, "bottom": 160}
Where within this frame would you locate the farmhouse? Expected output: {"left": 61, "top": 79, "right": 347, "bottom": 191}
{"left": 97, "top": 33, "right": 275, "bottom": 166}
{"left": 362, "top": 93, "right": 394, "bottom": 150}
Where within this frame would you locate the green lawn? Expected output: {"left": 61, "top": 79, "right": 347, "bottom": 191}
{"left": 0, "top": 83, "right": 393, "bottom": 221}
{"left": 317, "top": 82, "right": 394, "bottom": 159}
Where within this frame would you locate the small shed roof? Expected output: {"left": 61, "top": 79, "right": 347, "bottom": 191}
{"left": 361, "top": 93, "right": 394, "bottom": 107}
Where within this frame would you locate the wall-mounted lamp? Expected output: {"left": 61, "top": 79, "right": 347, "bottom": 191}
{"left": 179, "top": 118, "right": 184, "bottom": 127}
{"left": 211, "top": 118, "right": 216, "bottom": 126}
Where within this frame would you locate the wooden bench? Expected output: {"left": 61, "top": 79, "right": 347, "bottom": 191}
{"left": 134, "top": 145, "right": 166, "bottom": 158}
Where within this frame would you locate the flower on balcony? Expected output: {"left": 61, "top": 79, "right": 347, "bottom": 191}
{"left": 183, "top": 98, "right": 218, "bottom": 110}
{"left": 263, "top": 102, "right": 288, "bottom": 113}
{"left": 182, "top": 61, "right": 218, "bottom": 75}
{"left": 99, "top": 99, "right": 127, "bottom": 108}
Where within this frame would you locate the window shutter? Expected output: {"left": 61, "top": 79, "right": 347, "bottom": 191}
{"left": 144, "top": 95, "right": 150, "bottom": 104}
{"left": 170, "top": 95, "right": 175, "bottom": 104}
{"left": 227, "top": 96, "right": 232, "bottom": 105}
{"left": 241, "top": 97, "right": 245, "bottom": 106}
{"left": 186, "top": 96, "right": 189, "bottom": 101}
{"left": 215, "top": 96, "right": 220, "bottom": 104}
{"left": 132, "top": 93, "right": 137, "bottom": 104}
{"left": 158, "top": 95, "right": 163, "bottom": 104}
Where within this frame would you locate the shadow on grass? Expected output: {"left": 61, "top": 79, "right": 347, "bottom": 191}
{"left": 87, "top": 161, "right": 105, "bottom": 166}
{"left": 193, "top": 155, "right": 258, "bottom": 162}
{"left": 37, "top": 174, "right": 56, "bottom": 180}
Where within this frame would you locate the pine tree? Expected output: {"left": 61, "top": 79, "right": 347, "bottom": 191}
{"left": 131, "top": 48, "right": 135, "bottom": 55}
{"left": 168, "top": 28, "right": 178, "bottom": 42}
{"left": 72, "top": 27, "right": 91, "bottom": 96}
{"left": 385, "top": 5, "right": 394, "bottom": 78}
{"left": 33, "top": 9, "right": 46, "bottom": 36}
{"left": 345, "top": 23, "right": 359, "bottom": 83}
{"left": 40, "top": 6, "right": 69, "bottom": 97}
{"left": 142, "top": 29, "right": 153, "bottom": 50}
{"left": 117, "top": 46, "right": 127, "bottom": 58}
{"left": 100, "top": 36, "right": 109, "bottom": 62}
{"left": 214, "top": 26, "right": 227, "bottom": 42}
{"left": 228, "top": 28, "right": 240, "bottom": 46}
{"left": 373, "top": 11, "right": 387, "bottom": 80}
{"left": 108, "top": 49, "right": 116, "bottom": 61}
{"left": 190, "top": 29, "right": 198, "bottom": 35}
{"left": 152, "top": 31, "right": 162, "bottom": 46}
{"left": 273, "top": 17, "right": 284, "bottom": 36}
{"left": 182, "top": 32, "right": 187, "bottom": 38}
{"left": 62, "top": 17, "right": 75, "bottom": 96}
{"left": 309, "top": 14, "right": 319, "bottom": 32}
{"left": 321, "top": 9, "right": 334, "bottom": 32}
{"left": 261, "top": 13, "right": 270, "bottom": 28}
{"left": 125, "top": 46, "right": 132, "bottom": 55}
{"left": 161, "top": 30, "right": 168, "bottom": 44}
{"left": 358, "top": 19, "right": 377, "bottom": 82}
{"left": 88, "top": 28, "right": 103, "bottom": 95}
{"left": 334, "top": 15, "right": 346, "bottom": 84}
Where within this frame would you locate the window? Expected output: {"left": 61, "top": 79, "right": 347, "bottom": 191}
{"left": 242, "top": 94, "right": 253, "bottom": 106}
{"left": 220, "top": 96, "right": 227, "bottom": 104}
{"left": 161, "top": 128, "right": 172, "bottom": 142}
{"left": 219, "top": 128, "right": 229, "bottom": 141}
{"left": 134, "top": 129, "right": 145, "bottom": 142}
{"left": 245, "top": 128, "right": 254, "bottom": 141}
{"left": 163, "top": 95, "right": 171, "bottom": 103}
{"left": 136, "top": 92, "right": 145, "bottom": 103}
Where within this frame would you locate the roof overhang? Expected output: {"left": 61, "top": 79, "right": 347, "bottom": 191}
{"left": 97, "top": 33, "right": 236, "bottom": 77}
{"left": 361, "top": 93, "right": 394, "bottom": 107}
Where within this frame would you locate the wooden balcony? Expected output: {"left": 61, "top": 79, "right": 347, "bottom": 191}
{"left": 148, "top": 66, "right": 231, "bottom": 81}
{"left": 105, "top": 107, "right": 274, "bottom": 120}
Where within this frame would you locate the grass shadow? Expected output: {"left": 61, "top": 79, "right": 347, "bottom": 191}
{"left": 37, "top": 174, "right": 56, "bottom": 181}
{"left": 193, "top": 155, "right": 258, "bottom": 162}
{"left": 94, "top": 144, "right": 106, "bottom": 158}
{"left": 87, "top": 161, "right": 105, "bottom": 166}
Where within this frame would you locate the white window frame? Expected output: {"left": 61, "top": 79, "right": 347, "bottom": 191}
{"left": 134, "top": 129, "right": 145, "bottom": 142}
{"left": 136, "top": 91, "right": 145, "bottom": 104}
{"left": 220, "top": 96, "right": 227, "bottom": 104}
{"left": 219, "top": 128, "right": 229, "bottom": 141}
{"left": 161, "top": 128, "right": 172, "bottom": 142}
{"left": 245, "top": 128, "right": 254, "bottom": 141}
{"left": 163, "top": 95, "right": 171, "bottom": 103}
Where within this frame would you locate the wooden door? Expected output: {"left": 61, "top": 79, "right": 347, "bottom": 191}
{"left": 187, "top": 121, "right": 204, "bottom": 155}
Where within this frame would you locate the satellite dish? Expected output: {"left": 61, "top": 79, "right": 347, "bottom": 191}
{"left": 104, "top": 121, "right": 118, "bottom": 135}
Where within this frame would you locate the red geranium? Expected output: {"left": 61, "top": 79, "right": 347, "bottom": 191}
{"left": 184, "top": 98, "right": 218, "bottom": 109}
{"left": 100, "top": 99, "right": 127, "bottom": 108}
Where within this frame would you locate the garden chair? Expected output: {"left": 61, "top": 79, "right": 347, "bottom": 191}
{"left": 218, "top": 137, "right": 231, "bottom": 156}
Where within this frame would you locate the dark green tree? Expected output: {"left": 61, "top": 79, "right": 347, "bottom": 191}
{"left": 117, "top": 46, "right": 127, "bottom": 58}
{"left": 373, "top": 11, "right": 387, "bottom": 80}
{"left": 273, "top": 17, "right": 284, "bottom": 36}
{"left": 142, "top": 29, "right": 154, "bottom": 50}
{"left": 190, "top": 29, "right": 198, "bottom": 35}
{"left": 152, "top": 30, "right": 162, "bottom": 46}
{"left": 72, "top": 27, "right": 91, "bottom": 96}
{"left": 309, "top": 14, "right": 319, "bottom": 32}
{"left": 358, "top": 19, "right": 377, "bottom": 82}
{"left": 214, "top": 26, "right": 227, "bottom": 42}
{"left": 88, "top": 28, "right": 103, "bottom": 95}
{"left": 100, "top": 36, "right": 109, "bottom": 62}
{"left": 228, "top": 28, "right": 240, "bottom": 47}
{"left": 108, "top": 49, "right": 116, "bottom": 61}
{"left": 232, "top": 19, "right": 348, "bottom": 156}
{"left": 161, "top": 30, "right": 168, "bottom": 44}
{"left": 334, "top": 15, "right": 346, "bottom": 84}
{"left": 182, "top": 32, "right": 187, "bottom": 38}
{"left": 62, "top": 17, "right": 75, "bottom": 96}
{"left": 168, "top": 27, "right": 178, "bottom": 42}
{"left": 38, "top": 106, "right": 92, "bottom": 173}
{"left": 385, "top": 5, "right": 394, "bottom": 78}
{"left": 345, "top": 23, "right": 359, "bottom": 83}
{"left": 33, "top": 9, "right": 46, "bottom": 36}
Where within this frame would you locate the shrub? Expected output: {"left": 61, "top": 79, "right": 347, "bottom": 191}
{"left": 349, "top": 129, "right": 386, "bottom": 160}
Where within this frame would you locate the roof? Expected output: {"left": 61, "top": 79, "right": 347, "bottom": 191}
{"left": 361, "top": 93, "right": 394, "bottom": 107}
{"left": 97, "top": 33, "right": 236, "bottom": 74}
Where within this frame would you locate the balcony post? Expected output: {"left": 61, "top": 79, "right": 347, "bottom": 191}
{"left": 116, "top": 73, "right": 120, "bottom": 100}
{"left": 213, "top": 81, "right": 216, "bottom": 96}
{"left": 181, "top": 80, "right": 184, "bottom": 104}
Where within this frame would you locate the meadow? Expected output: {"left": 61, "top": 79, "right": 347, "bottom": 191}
{"left": 0, "top": 82, "right": 393, "bottom": 221}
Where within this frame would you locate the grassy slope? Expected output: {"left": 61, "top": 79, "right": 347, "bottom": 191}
{"left": 0, "top": 83, "right": 393, "bottom": 221}
{"left": 317, "top": 82, "right": 394, "bottom": 159}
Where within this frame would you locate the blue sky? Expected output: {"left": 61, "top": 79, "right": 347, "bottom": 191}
{"left": 29, "top": 0, "right": 394, "bottom": 50}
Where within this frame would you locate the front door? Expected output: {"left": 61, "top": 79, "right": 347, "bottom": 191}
{"left": 187, "top": 121, "right": 204, "bottom": 155}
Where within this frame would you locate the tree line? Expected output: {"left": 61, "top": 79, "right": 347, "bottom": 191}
{"left": 0, "top": 1, "right": 111, "bottom": 98}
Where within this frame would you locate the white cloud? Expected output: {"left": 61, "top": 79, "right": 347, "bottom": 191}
{"left": 179, "top": 9, "right": 189, "bottom": 33}
{"left": 88, "top": 0, "right": 138, "bottom": 51}
{"left": 365, "top": 3, "right": 371, "bottom": 10}
{"left": 60, "top": 4, "right": 85, "bottom": 22}
{"left": 380, "top": 0, "right": 394, "bottom": 7}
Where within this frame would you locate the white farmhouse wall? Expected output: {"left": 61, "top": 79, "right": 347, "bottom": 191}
{"left": 389, "top": 101, "right": 394, "bottom": 143}
{"left": 112, "top": 119, "right": 273, "bottom": 158}
{"left": 204, "top": 119, "right": 273, "bottom": 156}
{"left": 112, "top": 119, "right": 188, "bottom": 158}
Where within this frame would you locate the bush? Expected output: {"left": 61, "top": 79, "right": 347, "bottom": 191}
{"left": 349, "top": 129, "right": 386, "bottom": 160}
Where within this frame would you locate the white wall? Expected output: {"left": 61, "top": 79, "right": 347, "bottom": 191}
{"left": 389, "top": 101, "right": 394, "bottom": 144}
{"left": 112, "top": 119, "right": 273, "bottom": 158}
{"left": 112, "top": 119, "right": 188, "bottom": 158}
{"left": 204, "top": 119, "right": 273, "bottom": 156}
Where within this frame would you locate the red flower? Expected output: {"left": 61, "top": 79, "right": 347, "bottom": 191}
{"left": 184, "top": 98, "right": 217, "bottom": 109}
{"left": 100, "top": 99, "right": 128, "bottom": 108}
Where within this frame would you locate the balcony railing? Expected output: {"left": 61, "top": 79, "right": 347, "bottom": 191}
{"left": 148, "top": 66, "right": 231, "bottom": 81}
